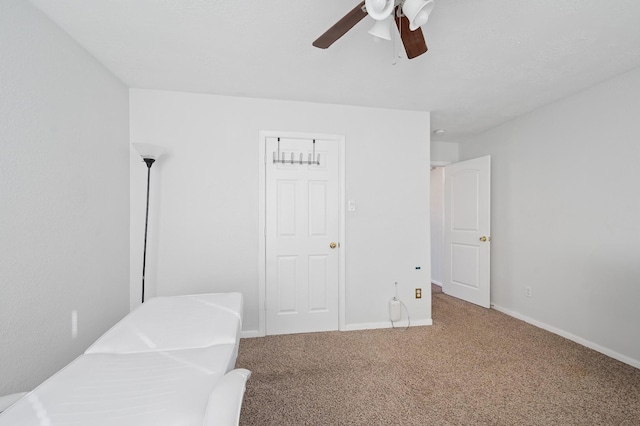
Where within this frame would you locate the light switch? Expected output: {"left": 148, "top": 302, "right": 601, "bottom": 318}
{"left": 348, "top": 200, "right": 356, "bottom": 212}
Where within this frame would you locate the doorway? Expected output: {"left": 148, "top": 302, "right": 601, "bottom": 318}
{"left": 430, "top": 166, "right": 446, "bottom": 289}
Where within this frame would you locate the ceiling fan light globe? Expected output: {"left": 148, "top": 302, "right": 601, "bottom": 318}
{"left": 403, "top": 0, "right": 434, "bottom": 30}
{"left": 412, "top": 10, "right": 430, "bottom": 28}
{"left": 365, "top": 0, "right": 395, "bottom": 20}
{"left": 368, "top": 16, "right": 393, "bottom": 40}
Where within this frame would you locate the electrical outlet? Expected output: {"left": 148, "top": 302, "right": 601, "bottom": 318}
{"left": 525, "top": 287, "right": 532, "bottom": 298}
{"left": 415, "top": 288, "right": 422, "bottom": 299}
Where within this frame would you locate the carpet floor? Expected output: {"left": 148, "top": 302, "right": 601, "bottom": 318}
{"left": 236, "top": 292, "right": 640, "bottom": 425}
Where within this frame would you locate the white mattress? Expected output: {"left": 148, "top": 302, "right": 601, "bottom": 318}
{"left": 0, "top": 292, "right": 245, "bottom": 425}
{"left": 86, "top": 293, "right": 243, "bottom": 354}
{"left": 0, "top": 345, "right": 236, "bottom": 426}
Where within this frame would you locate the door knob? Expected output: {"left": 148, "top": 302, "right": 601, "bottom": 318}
{"left": 329, "top": 242, "right": 337, "bottom": 249}
{"left": 479, "top": 236, "right": 488, "bottom": 242}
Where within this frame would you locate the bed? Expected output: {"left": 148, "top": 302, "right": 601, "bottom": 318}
{"left": 0, "top": 293, "right": 249, "bottom": 426}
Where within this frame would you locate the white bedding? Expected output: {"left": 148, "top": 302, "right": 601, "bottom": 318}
{"left": 86, "top": 293, "right": 243, "bottom": 354}
{"left": 0, "top": 345, "right": 235, "bottom": 426}
{"left": 0, "top": 292, "right": 245, "bottom": 426}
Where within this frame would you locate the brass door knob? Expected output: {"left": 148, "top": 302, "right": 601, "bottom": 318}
{"left": 329, "top": 242, "right": 337, "bottom": 249}
{"left": 479, "top": 236, "right": 488, "bottom": 242}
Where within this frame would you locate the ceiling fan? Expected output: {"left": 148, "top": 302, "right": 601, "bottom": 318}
{"left": 312, "top": 0, "right": 434, "bottom": 59}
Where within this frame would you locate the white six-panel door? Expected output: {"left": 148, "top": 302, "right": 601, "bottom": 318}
{"left": 265, "top": 137, "right": 340, "bottom": 335}
{"left": 444, "top": 156, "right": 491, "bottom": 308}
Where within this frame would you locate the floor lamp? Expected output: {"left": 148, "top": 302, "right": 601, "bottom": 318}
{"left": 132, "top": 143, "right": 164, "bottom": 303}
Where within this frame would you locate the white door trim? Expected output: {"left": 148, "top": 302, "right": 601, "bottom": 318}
{"left": 258, "top": 130, "right": 345, "bottom": 337}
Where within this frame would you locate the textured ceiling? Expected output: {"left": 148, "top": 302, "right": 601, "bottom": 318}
{"left": 28, "top": 0, "right": 640, "bottom": 142}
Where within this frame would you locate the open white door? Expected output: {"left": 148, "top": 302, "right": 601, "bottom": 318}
{"left": 443, "top": 156, "right": 491, "bottom": 308}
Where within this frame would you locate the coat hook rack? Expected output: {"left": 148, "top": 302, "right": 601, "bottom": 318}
{"left": 273, "top": 138, "right": 320, "bottom": 165}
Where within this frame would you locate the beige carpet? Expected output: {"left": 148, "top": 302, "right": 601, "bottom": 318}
{"left": 236, "top": 292, "right": 640, "bottom": 425}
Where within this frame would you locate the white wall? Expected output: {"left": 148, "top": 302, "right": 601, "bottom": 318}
{"left": 431, "top": 141, "right": 459, "bottom": 164}
{"left": 459, "top": 67, "right": 640, "bottom": 367}
{"left": 0, "top": 0, "right": 130, "bottom": 394}
{"left": 130, "top": 89, "right": 431, "bottom": 333}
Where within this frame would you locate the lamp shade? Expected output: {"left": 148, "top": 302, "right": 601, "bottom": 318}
{"left": 365, "top": 0, "right": 395, "bottom": 20}
{"left": 132, "top": 143, "right": 165, "bottom": 160}
{"left": 368, "top": 15, "right": 393, "bottom": 40}
{"left": 402, "top": 0, "right": 434, "bottom": 31}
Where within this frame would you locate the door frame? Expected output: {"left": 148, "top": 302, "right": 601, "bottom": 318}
{"left": 258, "top": 130, "right": 346, "bottom": 337}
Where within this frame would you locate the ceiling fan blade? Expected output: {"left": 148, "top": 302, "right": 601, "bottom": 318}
{"left": 313, "top": 1, "right": 367, "bottom": 49}
{"left": 395, "top": 15, "right": 428, "bottom": 59}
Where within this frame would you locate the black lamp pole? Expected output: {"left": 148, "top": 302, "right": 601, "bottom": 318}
{"left": 141, "top": 157, "right": 156, "bottom": 303}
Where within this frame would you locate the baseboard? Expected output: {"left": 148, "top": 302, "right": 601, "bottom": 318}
{"left": 406, "top": 318, "right": 433, "bottom": 327}
{"left": 492, "top": 304, "right": 640, "bottom": 369}
{"left": 431, "top": 281, "right": 443, "bottom": 287}
{"left": 342, "top": 318, "right": 433, "bottom": 332}
{"left": 243, "top": 319, "right": 434, "bottom": 337}
{"left": 240, "top": 330, "right": 262, "bottom": 338}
